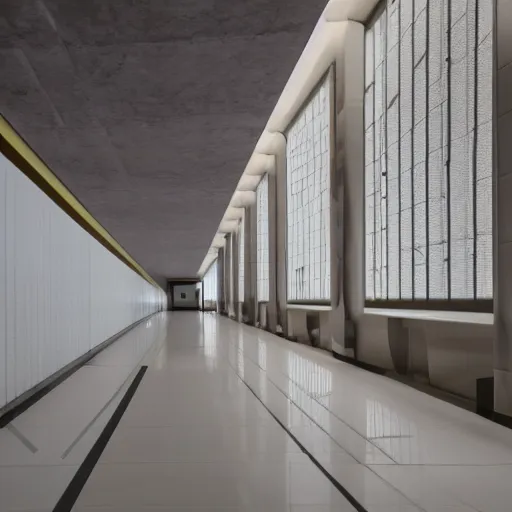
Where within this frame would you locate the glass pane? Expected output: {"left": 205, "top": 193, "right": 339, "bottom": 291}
{"left": 365, "top": 0, "right": 492, "bottom": 304}
{"left": 257, "top": 174, "right": 270, "bottom": 302}
{"left": 286, "top": 75, "right": 331, "bottom": 301}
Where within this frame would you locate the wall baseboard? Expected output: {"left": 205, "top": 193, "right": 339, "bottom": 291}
{"left": 332, "top": 351, "right": 387, "bottom": 375}
{"left": 0, "top": 312, "right": 160, "bottom": 428}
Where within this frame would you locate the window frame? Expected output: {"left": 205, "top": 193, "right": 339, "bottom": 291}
{"left": 363, "top": 0, "right": 493, "bottom": 314}
{"left": 284, "top": 65, "right": 336, "bottom": 306}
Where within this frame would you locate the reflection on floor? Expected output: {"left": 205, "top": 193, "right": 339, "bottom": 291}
{"left": 1, "top": 311, "right": 512, "bottom": 511}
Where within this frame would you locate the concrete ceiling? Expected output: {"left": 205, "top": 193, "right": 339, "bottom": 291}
{"left": 0, "top": 0, "right": 326, "bottom": 286}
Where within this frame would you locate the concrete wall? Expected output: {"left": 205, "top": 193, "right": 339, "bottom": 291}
{"left": 495, "top": 0, "right": 512, "bottom": 414}
{"left": 0, "top": 153, "right": 166, "bottom": 411}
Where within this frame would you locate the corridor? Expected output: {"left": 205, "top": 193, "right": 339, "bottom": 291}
{"left": 3, "top": 312, "right": 512, "bottom": 512}
{"left": 1, "top": 0, "right": 510, "bottom": 510}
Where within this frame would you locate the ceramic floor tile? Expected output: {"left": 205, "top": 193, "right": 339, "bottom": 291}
{"left": 0, "top": 365, "right": 139, "bottom": 468}
{"left": 289, "top": 425, "right": 356, "bottom": 462}
{"left": 290, "top": 507, "right": 357, "bottom": 512}
{"left": 5, "top": 510, "right": 51, "bottom": 512}
{"left": 363, "top": 507, "right": 422, "bottom": 512}
{"left": 321, "top": 462, "right": 416, "bottom": 508}
{"left": 420, "top": 465, "right": 512, "bottom": 512}
{"left": 73, "top": 508, "right": 350, "bottom": 512}
{"left": 12, "top": 365, "right": 131, "bottom": 431}
{"left": 75, "top": 462, "right": 250, "bottom": 508}
{"left": 0, "top": 465, "right": 78, "bottom": 510}
{"left": 236, "top": 337, "right": 395, "bottom": 465}
{"left": 72, "top": 508, "right": 244, "bottom": 512}
{"left": 119, "top": 398, "right": 276, "bottom": 428}
{"left": 236, "top": 457, "right": 355, "bottom": 509}
{"left": 369, "top": 465, "right": 478, "bottom": 510}
{"left": 10, "top": 312, "right": 512, "bottom": 512}
{"left": 99, "top": 424, "right": 301, "bottom": 463}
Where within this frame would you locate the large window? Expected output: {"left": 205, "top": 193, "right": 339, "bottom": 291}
{"left": 238, "top": 215, "right": 245, "bottom": 303}
{"left": 365, "top": 0, "right": 493, "bottom": 308}
{"left": 286, "top": 71, "right": 333, "bottom": 303}
{"left": 203, "top": 260, "right": 217, "bottom": 307}
{"left": 257, "top": 174, "right": 270, "bottom": 302}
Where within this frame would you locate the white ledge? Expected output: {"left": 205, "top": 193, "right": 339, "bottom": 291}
{"left": 287, "top": 304, "right": 332, "bottom": 311}
{"left": 364, "top": 308, "right": 494, "bottom": 325}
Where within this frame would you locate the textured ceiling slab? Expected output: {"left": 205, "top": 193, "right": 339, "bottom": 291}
{"left": 0, "top": 0, "right": 326, "bottom": 286}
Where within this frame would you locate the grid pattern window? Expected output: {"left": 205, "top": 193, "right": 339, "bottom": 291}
{"left": 196, "top": 282, "right": 202, "bottom": 308}
{"left": 238, "top": 216, "right": 245, "bottom": 303}
{"left": 257, "top": 174, "right": 270, "bottom": 302}
{"left": 365, "top": 0, "right": 493, "bottom": 304}
{"left": 286, "top": 73, "right": 332, "bottom": 302}
{"left": 203, "top": 260, "right": 217, "bottom": 303}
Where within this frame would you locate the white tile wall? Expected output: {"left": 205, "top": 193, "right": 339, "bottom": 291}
{"left": 0, "top": 153, "right": 166, "bottom": 409}
{"left": 0, "top": 160, "right": 6, "bottom": 407}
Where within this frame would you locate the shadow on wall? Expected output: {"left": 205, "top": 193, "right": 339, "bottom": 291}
{"left": 357, "top": 316, "right": 494, "bottom": 400}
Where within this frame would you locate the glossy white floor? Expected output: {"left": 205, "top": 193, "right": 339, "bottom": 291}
{"left": 2, "top": 312, "right": 512, "bottom": 511}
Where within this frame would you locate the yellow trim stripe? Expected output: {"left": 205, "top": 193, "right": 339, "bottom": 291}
{"left": 0, "top": 116, "right": 161, "bottom": 290}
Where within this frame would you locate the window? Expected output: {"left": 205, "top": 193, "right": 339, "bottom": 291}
{"left": 238, "top": 215, "right": 245, "bottom": 302}
{"left": 196, "top": 282, "right": 202, "bottom": 308}
{"left": 257, "top": 173, "right": 270, "bottom": 302}
{"left": 286, "top": 71, "right": 333, "bottom": 303}
{"left": 365, "top": 0, "right": 493, "bottom": 308}
{"left": 229, "top": 234, "right": 234, "bottom": 305}
{"left": 203, "top": 260, "right": 217, "bottom": 305}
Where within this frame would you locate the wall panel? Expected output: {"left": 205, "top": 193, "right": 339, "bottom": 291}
{"left": 0, "top": 153, "right": 166, "bottom": 410}
{"left": 0, "top": 159, "right": 6, "bottom": 406}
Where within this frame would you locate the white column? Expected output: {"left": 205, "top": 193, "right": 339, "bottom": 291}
{"left": 217, "top": 246, "right": 225, "bottom": 314}
{"left": 331, "top": 21, "right": 365, "bottom": 357}
{"left": 246, "top": 205, "right": 257, "bottom": 324}
{"left": 273, "top": 140, "right": 288, "bottom": 335}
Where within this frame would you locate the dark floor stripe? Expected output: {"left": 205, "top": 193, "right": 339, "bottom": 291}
{"left": 239, "top": 378, "right": 369, "bottom": 512}
{"left": 52, "top": 365, "right": 148, "bottom": 512}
